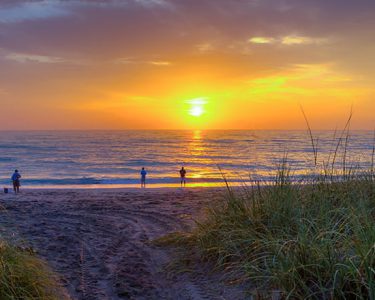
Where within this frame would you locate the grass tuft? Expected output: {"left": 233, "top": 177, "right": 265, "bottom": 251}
{"left": 0, "top": 241, "right": 67, "bottom": 300}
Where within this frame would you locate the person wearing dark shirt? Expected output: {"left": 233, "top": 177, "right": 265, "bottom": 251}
{"left": 179, "top": 167, "right": 186, "bottom": 187}
{"left": 11, "top": 169, "right": 21, "bottom": 193}
{"left": 141, "top": 167, "right": 147, "bottom": 188}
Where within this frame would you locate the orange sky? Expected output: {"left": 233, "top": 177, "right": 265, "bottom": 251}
{"left": 0, "top": 0, "right": 375, "bottom": 130}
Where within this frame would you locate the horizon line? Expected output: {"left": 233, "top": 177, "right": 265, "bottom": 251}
{"left": 1, "top": 128, "right": 375, "bottom": 132}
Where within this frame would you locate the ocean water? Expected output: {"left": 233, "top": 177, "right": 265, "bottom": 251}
{"left": 0, "top": 130, "right": 374, "bottom": 188}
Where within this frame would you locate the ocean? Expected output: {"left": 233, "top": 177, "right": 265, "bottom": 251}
{"left": 0, "top": 130, "right": 374, "bottom": 188}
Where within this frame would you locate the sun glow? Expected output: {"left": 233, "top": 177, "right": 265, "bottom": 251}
{"left": 187, "top": 97, "right": 208, "bottom": 117}
{"left": 190, "top": 106, "right": 204, "bottom": 117}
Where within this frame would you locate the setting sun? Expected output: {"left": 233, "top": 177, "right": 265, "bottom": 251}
{"left": 189, "top": 106, "right": 204, "bottom": 117}
{"left": 187, "top": 97, "right": 208, "bottom": 118}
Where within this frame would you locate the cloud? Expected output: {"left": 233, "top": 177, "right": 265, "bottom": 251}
{"left": 244, "top": 63, "right": 357, "bottom": 99}
{"left": 113, "top": 57, "right": 136, "bottom": 64}
{"left": 248, "top": 37, "right": 275, "bottom": 44}
{"left": 6, "top": 53, "right": 66, "bottom": 63}
{"left": 148, "top": 61, "right": 171, "bottom": 66}
{"left": 185, "top": 97, "right": 209, "bottom": 105}
{"left": 114, "top": 58, "right": 172, "bottom": 66}
{"left": 196, "top": 43, "right": 215, "bottom": 53}
{"left": 0, "top": 1, "right": 71, "bottom": 23}
{"left": 281, "top": 35, "right": 327, "bottom": 45}
{"left": 68, "top": 0, "right": 172, "bottom": 9}
{"left": 133, "top": 0, "right": 171, "bottom": 8}
{"left": 248, "top": 35, "right": 329, "bottom": 46}
{"left": 0, "top": 0, "right": 173, "bottom": 23}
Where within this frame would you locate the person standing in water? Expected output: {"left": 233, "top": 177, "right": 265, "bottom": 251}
{"left": 179, "top": 166, "right": 186, "bottom": 187}
{"left": 140, "top": 167, "right": 147, "bottom": 188}
{"left": 11, "top": 169, "right": 21, "bottom": 194}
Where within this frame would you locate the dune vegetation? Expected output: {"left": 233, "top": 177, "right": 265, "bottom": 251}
{"left": 194, "top": 174, "right": 374, "bottom": 299}
{"left": 0, "top": 241, "right": 67, "bottom": 300}
{"left": 159, "top": 166, "right": 375, "bottom": 299}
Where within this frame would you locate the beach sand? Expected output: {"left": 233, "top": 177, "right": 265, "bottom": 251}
{"left": 0, "top": 188, "right": 247, "bottom": 300}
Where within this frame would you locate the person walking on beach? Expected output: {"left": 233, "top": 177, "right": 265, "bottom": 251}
{"left": 180, "top": 166, "right": 186, "bottom": 187}
{"left": 11, "top": 169, "right": 21, "bottom": 194}
{"left": 140, "top": 167, "right": 147, "bottom": 188}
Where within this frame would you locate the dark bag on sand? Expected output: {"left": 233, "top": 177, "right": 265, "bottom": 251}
{"left": 4, "top": 188, "right": 8, "bottom": 193}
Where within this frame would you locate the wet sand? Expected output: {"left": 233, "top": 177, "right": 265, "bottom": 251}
{"left": 0, "top": 188, "right": 247, "bottom": 300}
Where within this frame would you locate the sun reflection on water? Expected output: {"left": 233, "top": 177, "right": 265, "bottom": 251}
{"left": 190, "top": 130, "right": 205, "bottom": 156}
{"left": 187, "top": 130, "right": 214, "bottom": 179}
{"left": 193, "top": 130, "right": 202, "bottom": 140}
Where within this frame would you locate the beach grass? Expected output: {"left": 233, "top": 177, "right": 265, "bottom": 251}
{"left": 157, "top": 124, "right": 375, "bottom": 299}
{"left": 159, "top": 171, "right": 375, "bottom": 299}
{"left": 0, "top": 241, "right": 67, "bottom": 300}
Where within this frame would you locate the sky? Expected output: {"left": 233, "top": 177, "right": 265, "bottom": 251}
{"left": 0, "top": 0, "right": 375, "bottom": 130}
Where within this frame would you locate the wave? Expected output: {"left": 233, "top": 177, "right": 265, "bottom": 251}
{"left": 0, "top": 157, "right": 15, "bottom": 162}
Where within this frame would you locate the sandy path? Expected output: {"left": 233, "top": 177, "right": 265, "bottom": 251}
{"left": 0, "top": 188, "right": 247, "bottom": 300}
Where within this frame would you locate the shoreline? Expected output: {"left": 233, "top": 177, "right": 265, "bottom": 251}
{"left": 0, "top": 182, "right": 233, "bottom": 191}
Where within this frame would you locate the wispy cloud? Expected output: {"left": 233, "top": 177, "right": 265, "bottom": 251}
{"left": 244, "top": 63, "right": 355, "bottom": 99}
{"left": 248, "top": 37, "right": 275, "bottom": 44}
{"left": 70, "top": 0, "right": 172, "bottom": 9}
{"left": 249, "top": 35, "right": 329, "bottom": 46}
{"left": 196, "top": 43, "right": 215, "bottom": 53}
{"left": 0, "top": 1, "right": 71, "bottom": 23}
{"left": 148, "top": 61, "right": 171, "bottom": 66}
{"left": 281, "top": 35, "right": 327, "bottom": 45}
{"left": 114, "top": 57, "right": 172, "bottom": 66}
{"left": 185, "top": 97, "right": 209, "bottom": 105}
{"left": 133, "top": 0, "right": 171, "bottom": 8}
{"left": 0, "top": 0, "right": 172, "bottom": 23}
{"left": 6, "top": 53, "right": 66, "bottom": 63}
{"left": 114, "top": 57, "right": 136, "bottom": 64}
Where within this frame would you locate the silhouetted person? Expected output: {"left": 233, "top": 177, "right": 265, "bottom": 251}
{"left": 140, "top": 167, "right": 147, "bottom": 188}
{"left": 180, "top": 167, "right": 186, "bottom": 187}
{"left": 11, "top": 169, "right": 21, "bottom": 194}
